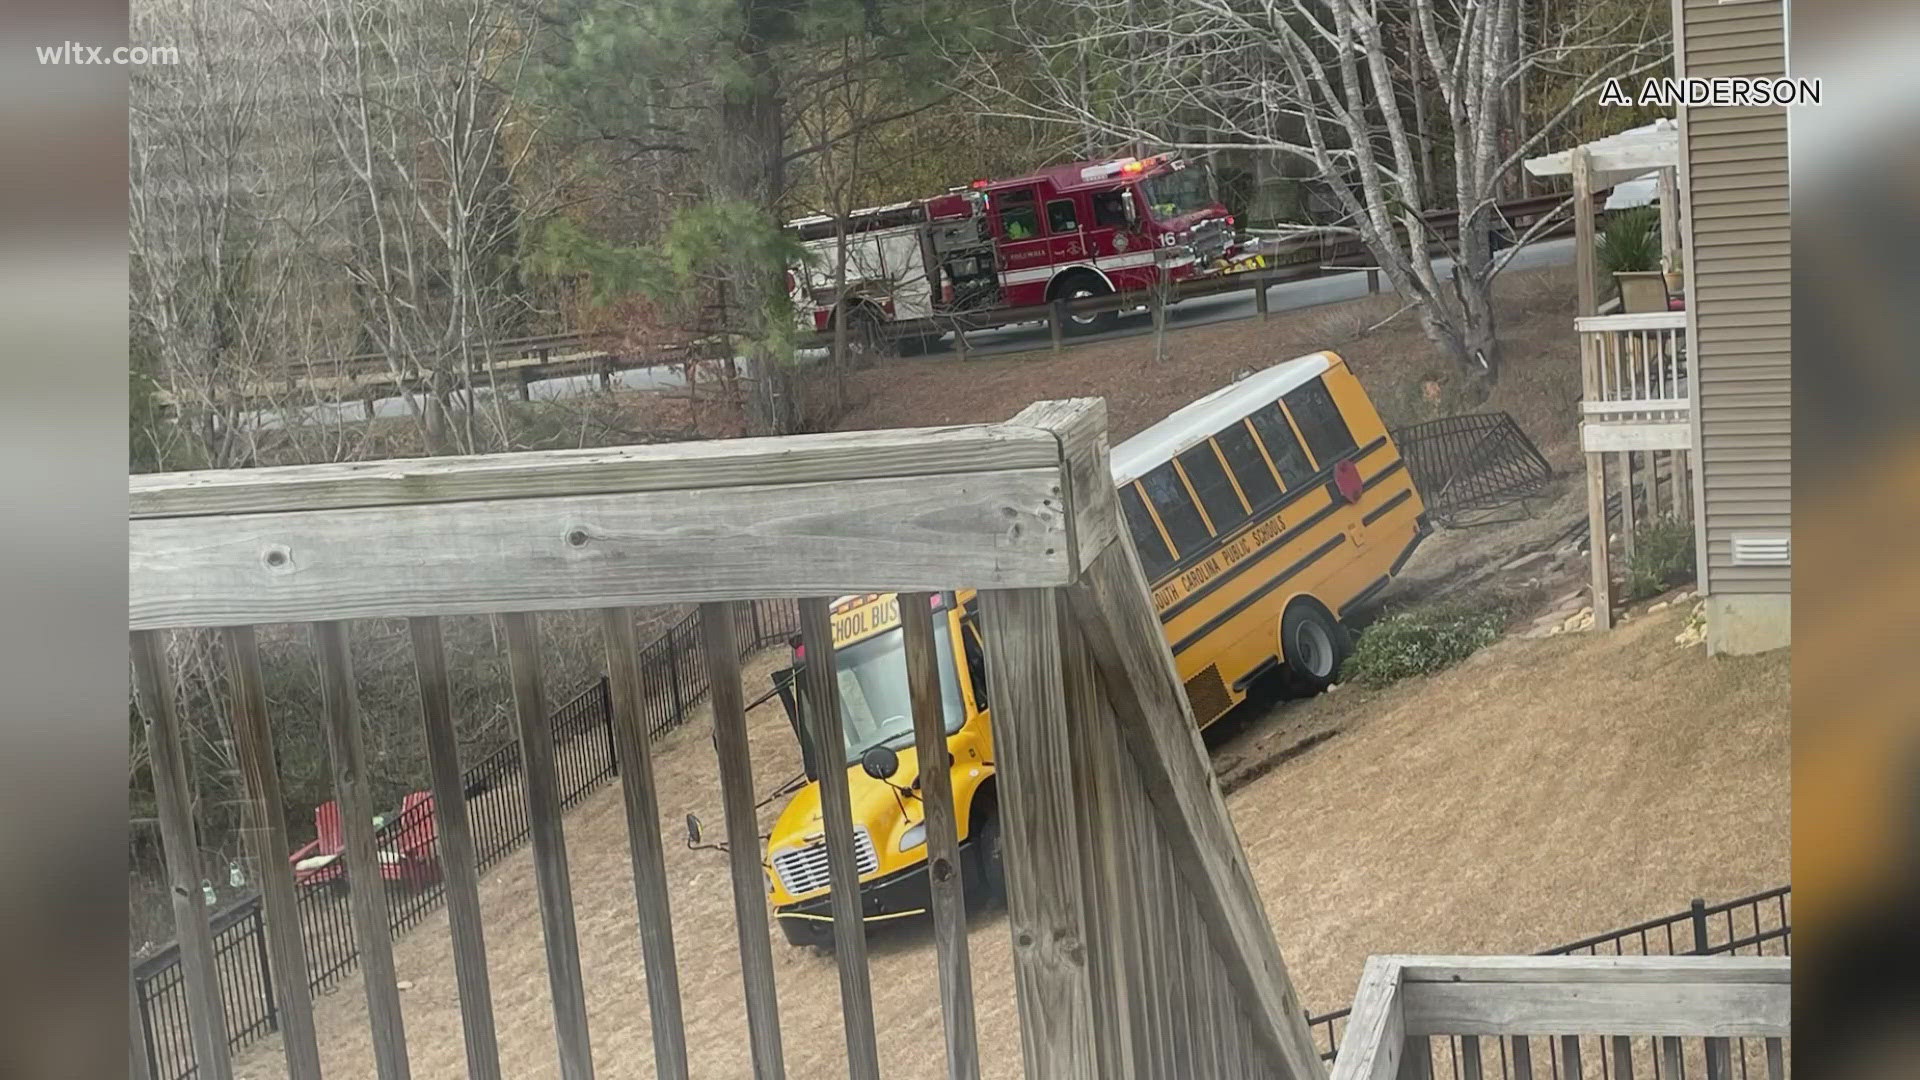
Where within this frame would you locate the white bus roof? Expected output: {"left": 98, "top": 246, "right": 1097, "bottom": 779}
{"left": 1108, "top": 352, "right": 1338, "bottom": 486}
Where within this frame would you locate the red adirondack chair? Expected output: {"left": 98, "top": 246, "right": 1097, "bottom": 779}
{"left": 290, "top": 800, "right": 346, "bottom": 889}
{"left": 288, "top": 791, "right": 442, "bottom": 891}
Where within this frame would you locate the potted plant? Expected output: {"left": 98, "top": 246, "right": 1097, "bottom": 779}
{"left": 1596, "top": 206, "right": 1666, "bottom": 313}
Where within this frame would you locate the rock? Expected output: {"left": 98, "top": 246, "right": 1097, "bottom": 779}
{"left": 1647, "top": 601, "right": 1669, "bottom": 614}
{"left": 1503, "top": 551, "right": 1554, "bottom": 572}
{"left": 1619, "top": 612, "right": 1631, "bottom": 623}
{"left": 1548, "top": 625, "right": 1563, "bottom": 635}
{"left": 397, "top": 980, "right": 415, "bottom": 991}
{"left": 1577, "top": 606, "right": 1593, "bottom": 617}
{"left": 1555, "top": 589, "right": 1584, "bottom": 607}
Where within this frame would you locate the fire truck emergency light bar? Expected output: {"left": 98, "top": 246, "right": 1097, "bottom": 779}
{"left": 1078, "top": 153, "right": 1180, "bottom": 183}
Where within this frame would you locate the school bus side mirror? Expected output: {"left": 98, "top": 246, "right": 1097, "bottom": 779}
{"left": 861, "top": 745, "right": 901, "bottom": 782}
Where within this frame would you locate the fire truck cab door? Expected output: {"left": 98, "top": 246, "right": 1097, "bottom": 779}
{"left": 1045, "top": 195, "right": 1087, "bottom": 264}
{"left": 988, "top": 185, "right": 1050, "bottom": 298}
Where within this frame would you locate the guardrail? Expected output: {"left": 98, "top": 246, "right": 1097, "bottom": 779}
{"left": 172, "top": 192, "right": 1594, "bottom": 411}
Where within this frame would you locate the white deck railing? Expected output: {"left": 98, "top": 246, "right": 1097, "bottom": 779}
{"left": 1330, "top": 955, "right": 1788, "bottom": 1080}
{"left": 1578, "top": 312, "right": 1691, "bottom": 452}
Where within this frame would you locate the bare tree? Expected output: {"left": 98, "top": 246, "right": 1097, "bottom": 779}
{"left": 964, "top": 0, "right": 1669, "bottom": 381}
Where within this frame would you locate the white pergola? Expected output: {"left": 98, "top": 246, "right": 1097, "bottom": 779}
{"left": 1525, "top": 119, "right": 1681, "bottom": 318}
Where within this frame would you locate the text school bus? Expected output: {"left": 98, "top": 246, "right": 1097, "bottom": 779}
{"left": 761, "top": 352, "right": 1428, "bottom": 947}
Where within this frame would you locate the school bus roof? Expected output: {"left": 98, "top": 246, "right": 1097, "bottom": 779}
{"left": 1108, "top": 351, "right": 1339, "bottom": 487}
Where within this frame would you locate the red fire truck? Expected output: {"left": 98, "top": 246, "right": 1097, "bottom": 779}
{"left": 785, "top": 152, "right": 1264, "bottom": 342}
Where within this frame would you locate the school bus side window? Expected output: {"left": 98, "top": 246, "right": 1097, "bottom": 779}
{"left": 1120, "top": 484, "right": 1176, "bottom": 580}
{"left": 1247, "top": 404, "right": 1314, "bottom": 489}
{"left": 1178, "top": 444, "right": 1247, "bottom": 535}
{"left": 1214, "top": 421, "right": 1281, "bottom": 512}
{"left": 1284, "top": 377, "right": 1357, "bottom": 466}
{"left": 1140, "top": 463, "right": 1212, "bottom": 557}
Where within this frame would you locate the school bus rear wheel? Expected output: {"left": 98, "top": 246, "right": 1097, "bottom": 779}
{"left": 1281, "top": 600, "right": 1349, "bottom": 691}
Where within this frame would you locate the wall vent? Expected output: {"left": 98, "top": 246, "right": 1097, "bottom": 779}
{"left": 1731, "top": 533, "right": 1791, "bottom": 566}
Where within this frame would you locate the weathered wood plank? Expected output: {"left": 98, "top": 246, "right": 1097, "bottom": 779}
{"left": 131, "top": 423, "right": 1063, "bottom": 518}
{"left": 599, "top": 608, "right": 691, "bottom": 1080}
{"left": 796, "top": 598, "right": 884, "bottom": 1080}
{"left": 406, "top": 618, "right": 503, "bottom": 1080}
{"left": 1009, "top": 399, "right": 1118, "bottom": 576}
{"left": 1612, "top": 1035, "right": 1633, "bottom": 1080}
{"left": 1763, "top": 1037, "right": 1783, "bottom": 1080}
{"left": 223, "top": 627, "right": 323, "bottom": 1080}
{"left": 130, "top": 631, "right": 235, "bottom": 1080}
{"left": 1055, "top": 595, "right": 1136, "bottom": 1079}
{"left": 1329, "top": 957, "right": 1404, "bottom": 1080}
{"left": 1560, "top": 1036, "right": 1581, "bottom": 1080}
{"left": 500, "top": 613, "right": 595, "bottom": 1080}
{"left": 1460, "top": 1035, "right": 1484, "bottom": 1080}
{"left": 1065, "top": 532, "right": 1326, "bottom": 1079}
{"left": 1512, "top": 1036, "right": 1535, "bottom": 1080}
{"left": 1660, "top": 1036, "right": 1682, "bottom": 1080}
{"left": 703, "top": 602, "right": 787, "bottom": 1080}
{"left": 899, "top": 593, "right": 981, "bottom": 1080}
{"left": 977, "top": 588, "right": 1099, "bottom": 1080}
{"left": 131, "top": 470, "right": 1070, "bottom": 629}
{"left": 1400, "top": 983, "right": 1789, "bottom": 1038}
{"left": 129, "top": 968, "right": 154, "bottom": 1080}
{"left": 1398, "top": 1037, "right": 1433, "bottom": 1080}
{"left": 1393, "top": 956, "right": 1791, "bottom": 984}
{"left": 1585, "top": 452, "right": 1615, "bottom": 629}
{"left": 312, "top": 620, "right": 411, "bottom": 1080}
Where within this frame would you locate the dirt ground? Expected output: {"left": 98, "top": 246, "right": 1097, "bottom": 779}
{"left": 233, "top": 598, "right": 1787, "bottom": 1080}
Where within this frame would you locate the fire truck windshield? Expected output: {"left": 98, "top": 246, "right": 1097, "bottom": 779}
{"left": 1139, "top": 169, "right": 1214, "bottom": 221}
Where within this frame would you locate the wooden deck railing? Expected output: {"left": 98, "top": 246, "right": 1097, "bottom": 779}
{"left": 1577, "top": 311, "right": 1691, "bottom": 450}
{"left": 129, "top": 402, "right": 1328, "bottom": 1079}
{"left": 1329, "top": 955, "right": 1789, "bottom": 1080}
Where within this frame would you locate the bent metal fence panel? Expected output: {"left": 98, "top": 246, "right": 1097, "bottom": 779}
{"left": 133, "top": 600, "right": 798, "bottom": 1080}
{"left": 1391, "top": 412, "right": 1555, "bottom": 528}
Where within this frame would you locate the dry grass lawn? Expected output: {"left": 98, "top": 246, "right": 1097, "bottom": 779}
{"left": 233, "top": 603, "right": 1787, "bottom": 1080}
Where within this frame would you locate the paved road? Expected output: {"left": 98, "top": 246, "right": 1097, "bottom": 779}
{"left": 256, "top": 237, "right": 1574, "bottom": 430}
{"left": 941, "top": 235, "right": 1576, "bottom": 357}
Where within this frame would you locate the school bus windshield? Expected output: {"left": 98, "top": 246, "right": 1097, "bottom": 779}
{"left": 801, "top": 621, "right": 968, "bottom": 765}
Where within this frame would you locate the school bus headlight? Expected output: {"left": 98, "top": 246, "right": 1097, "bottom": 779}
{"left": 898, "top": 822, "right": 927, "bottom": 852}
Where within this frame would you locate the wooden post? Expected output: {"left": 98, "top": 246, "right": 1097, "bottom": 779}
{"left": 129, "top": 968, "right": 154, "bottom": 1080}
{"left": 1572, "top": 148, "right": 1598, "bottom": 319}
{"left": 1400, "top": 1037, "right": 1434, "bottom": 1080}
{"left": 224, "top": 627, "right": 324, "bottom": 1080}
{"left": 1587, "top": 452, "right": 1613, "bottom": 630}
{"left": 406, "top": 618, "right": 503, "bottom": 1080}
{"left": 129, "top": 631, "right": 235, "bottom": 1080}
{"left": 1367, "top": 268, "right": 1380, "bottom": 294}
{"left": 899, "top": 593, "right": 982, "bottom": 1080}
{"left": 1056, "top": 593, "right": 1140, "bottom": 1078}
{"left": 600, "top": 608, "right": 691, "bottom": 1080}
{"left": 976, "top": 588, "right": 1099, "bottom": 1079}
{"left": 312, "top": 620, "right": 412, "bottom": 1080}
{"left": 500, "top": 612, "right": 595, "bottom": 1080}
{"left": 1620, "top": 451, "right": 1638, "bottom": 560}
{"left": 1050, "top": 300, "right": 1066, "bottom": 353}
{"left": 1254, "top": 279, "right": 1270, "bottom": 320}
{"left": 1658, "top": 166, "right": 1681, "bottom": 273}
{"left": 796, "top": 598, "right": 884, "bottom": 1080}
{"left": 703, "top": 602, "right": 787, "bottom": 1080}
{"left": 1065, "top": 535, "right": 1327, "bottom": 1079}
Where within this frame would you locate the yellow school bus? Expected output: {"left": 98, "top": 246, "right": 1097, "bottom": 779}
{"left": 763, "top": 351, "right": 1428, "bottom": 947}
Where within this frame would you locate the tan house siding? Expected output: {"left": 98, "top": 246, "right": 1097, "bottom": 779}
{"left": 1676, "top": 0, "right": 1791, "bottom": 598}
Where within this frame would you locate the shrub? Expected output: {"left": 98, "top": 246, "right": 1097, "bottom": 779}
{"left": 1596, "top": 206, "right": 1660, "bottom": 275}
{"left": 1342, "top": 605, "right": 1504, "bottom": 687}
{"left": 1624, "top": 516, "right": 1697, "bottom": 600}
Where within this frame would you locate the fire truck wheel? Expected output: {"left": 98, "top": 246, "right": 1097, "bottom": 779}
{"left": 837, "top": 303, "right": 887, "bottom": 367}
{"left": 1052, "top": 272, "right": 1117, "bottom": 336}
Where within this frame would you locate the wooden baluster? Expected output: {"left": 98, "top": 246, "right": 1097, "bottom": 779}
{"left": 225, "top": 627, "right": 324, "bottom": 1080}
{"left": 1612, "top": 1036, "right": 1633, "bottom": 1080}
{"left": 313, "top": 620, "right": 411, "bottom": 1080}
{"left": 407, "top": 617, "right": 503, "bottom": 1080}
{"left": 704, "top": 601, "right": 787, "bottom": 1080}
{"left": 499, "top": 613, "right": 594, "bottom": 1080}
{"left": 130, "top": 630, "right": 235, "bottom": 1080}
{"left": 797, "top": 597, "right": 883, "bottom": 1080}
{"left": 1461, "top": 1034, "right": 1484, "bottom": 1080}
{"left": 1513, "top": 1036, "right": 1535, "bottom": 1080}
{"left": 600, "top": 608, "right": 691, "bottom": 1080}
{"left": 899, "top": 593, "right": 981, "bottom": 1080}
{"left": 1661, "top": 1036, "right": 1683, "bottom": 1080}
{"left": 1561, "top": 1036, "right": 1582, "bottom": 1080}
{"left": 1763, "top": 1038, "right": 1784, "bottom": 1080}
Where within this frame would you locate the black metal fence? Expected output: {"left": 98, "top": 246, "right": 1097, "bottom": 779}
{"left": 1392, "top": 412, "right": 1555, "bottom": 528}
{"left": 1303, "top": 885, "right": 1792, "bottom": 1065}
{"left": 132, "top": 599, "right": 800, "bottom": 1080}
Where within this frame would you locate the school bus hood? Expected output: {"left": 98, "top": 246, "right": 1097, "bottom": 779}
{"left": 768, "top": 746, "right": 933, "bottom": 851}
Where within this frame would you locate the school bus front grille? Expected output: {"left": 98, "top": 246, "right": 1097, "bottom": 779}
{"left": 772, "top": 826, "right": 879, "bottom": 897}
{"left": 1183, "top": 665, "right": 1233, "bottom": 725}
